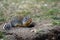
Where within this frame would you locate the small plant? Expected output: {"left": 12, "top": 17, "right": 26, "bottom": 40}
{"left": 51, "top": 16, "right": 60, "bottom": 20}
{"left": 45, "top": 8, "right": 59, "bottom": 16}
{"left": 52, "top": 20, "right": 60, "bottom": 25}
{"left": 0, "top": 31, "right": 5, "bottom": 39}
{"left": 0, "top": 17, "right": 5, "bottom": 22}
{"left": 0, "top": 11, "right": 4, "bottom": 17}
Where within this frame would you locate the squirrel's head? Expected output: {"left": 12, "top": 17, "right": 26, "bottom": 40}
{"left": 22, "top": 16, "right": 32, "bottom": 27}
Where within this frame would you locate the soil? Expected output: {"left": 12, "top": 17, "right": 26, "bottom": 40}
{"left": 0, "top": 20, "right": 60, "bottom": 40}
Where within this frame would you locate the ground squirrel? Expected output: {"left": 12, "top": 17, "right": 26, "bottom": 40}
{"left": 3, "top": 16, "right": 32, "bottom": 30}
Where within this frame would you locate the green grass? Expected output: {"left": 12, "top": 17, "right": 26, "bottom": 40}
{"left": 46, "top": 0, "right": 60, "bottom": 2}
{"left": 15, "top": 10, "right": 31, "bottom": 16}
{"left": 37, "top": 8, "right": 60, "bottom": 26}
{"left": 44, "top": 8, "right": 60, "bottom": 25}
{"left": 42, "top": 8, "right": 60, "bottom": 18}
{"left": 44, "top": 8, "right": 59, "bottom": 15}
{"left": 0, "top": 17, "right": 5, "bottom": 22}
{"left": 0, "top": 0, "right": 60, "bottom": 25}
{"left": 36, "top": 0, "right": 60, "bottom": 2}
{"left": 0, "top": 13, "right": 5, "bottom": 22}
{"left": 0, "top": 31, "right": 5, "bottom": 39}
{"left": 0, "top": 11, "right": 4, "bottom": 17}
{"left": 52, "top": 20, "right": 60, "bottom": 25}
{"left": 0, "top": 11, "right": 6, "bottom": 22}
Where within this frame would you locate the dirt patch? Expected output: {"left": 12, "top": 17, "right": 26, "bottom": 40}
{"left": 0, "top": 20, "right": 60, "bottom": 40}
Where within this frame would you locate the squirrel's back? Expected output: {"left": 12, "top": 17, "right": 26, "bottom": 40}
{"left": 3, "top": 16, "right": 32, "bottom": 30}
